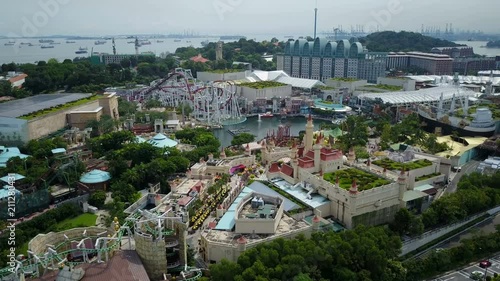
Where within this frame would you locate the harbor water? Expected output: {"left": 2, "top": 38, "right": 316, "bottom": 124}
{"left": 213, "top": 116, "right": 331, "bottom": 148}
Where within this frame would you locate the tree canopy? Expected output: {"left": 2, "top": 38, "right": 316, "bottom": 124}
{"left": 209, "top": 226, "right": 402, "bottom": 281}
{"left": 359, "top": 31, "right": 464, "bottom": 52}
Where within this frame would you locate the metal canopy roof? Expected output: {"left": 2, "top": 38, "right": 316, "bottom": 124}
{"left": 0, "top": 93, "right": 92, "bottom": 118}
{"left": 357, "top": 86, "right": 478, "bottom": 105}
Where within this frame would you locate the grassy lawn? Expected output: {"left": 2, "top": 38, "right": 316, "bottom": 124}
{"left": 364, "top": 84, "right": 403, "bottom": 91}
{"left": 54, "top": 213, "right": 98, "bottom": 231}
{"left": 18, "top": 213, "right": 97, "bottom": 255}
{"left": 324, "top": 168, "right": 391, "bottom": 191}
{"left": 372, "top": 158, "right": 432, "bottom": 171}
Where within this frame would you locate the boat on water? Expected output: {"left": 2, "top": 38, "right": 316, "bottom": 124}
{"left": 127, "top": 41, "right": 135, "bottom": 44}
{"left": 49, "top": 42, "right": 60, "bottom": 45}
{"left": 417, "top": 92, "right": 496, "bottom": 137}
{"left": 140, "top": 40, "right": 151, "bottom": 45}
{"left": 66, "top": 40, "right": 76, "bottom": 43}
{"left": 39, "top": 39, "right": 54, "bottom": 43}
{"left": 4, "top": 42, "right": 14, "bottom": 46}
{"left": 259, "top": 112, "right": 274, "bottom": 118}
{"left": 41, "top": 45, "right": 54, "bottom": 49}
{"left": 156, "top": 40, "right": 164, "bottom": 43}
{"left": 94, "top": 40, "right": 106, "bottom": 45}
{"left": 75, "top": 47, "right": 88, "bottom": 54}
{"left": 174, "top": 39, "right": 181, "bottom": 42}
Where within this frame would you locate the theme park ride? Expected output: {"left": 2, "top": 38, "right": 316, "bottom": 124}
{"left": 120, "top": 68, "right": 246, "bottom": 126}
{"left": 0, "top": 207, "right": 202, "bottom": 281}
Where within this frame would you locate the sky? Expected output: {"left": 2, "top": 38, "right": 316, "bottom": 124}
{"left": 0, "top": 0, "right": 498, "bottom": 37}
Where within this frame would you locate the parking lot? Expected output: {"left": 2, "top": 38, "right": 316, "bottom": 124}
{"left": 431, "top": 255, "right": 500, "bottom": 281}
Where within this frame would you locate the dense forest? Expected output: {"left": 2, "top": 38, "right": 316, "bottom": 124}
{"left": 359, "top": 31, "right": 464, "bottom": 52}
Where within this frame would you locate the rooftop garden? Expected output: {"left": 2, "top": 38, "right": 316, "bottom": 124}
{"left": 19, "top": 95, "right": 100, "bottom": 120}
{"left": 364, "top": 84, "right": 403, "bottom": 91}
{"left": 372, "top": 158, "right": 433, "bottom": 171}
{"left": 323, "top": 168, "right": 391, "bottom": 191}
{"left": 330, "top": 77, "right": 359, "bottom": 82}
{"left": 205, "top": 69, "right": 245, "bottom": 74}
{"left": 239, "top": 81, "right": 288, "bottom": 89}
{"left": 415, "top": 172, "right": 441, "bottom": 182}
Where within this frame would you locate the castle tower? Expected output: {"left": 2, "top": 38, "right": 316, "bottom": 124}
{"left": 291, "top": 140, "right": 299, "bottom": 179}
{"left": 313, "top": 135, "right": 322, "bottom": 172}
{"left": 237, "top": 236, "right": 247, "bottom": 253}
{"left": 245, "top": 143, "right": 251, "bottom": 156}
{"left": 312, "top": 215, "right": 321, "bottom": 232}
{"left": 347, "top": 147, "right": 356, "bottom": 163}
{"left": 216, "top": 204, "right": 224, "bottom": 219}
{"left": 305, "top": 114, "right": 314, "bottom": 153}
{"left": 216, "top": 41, "right": 223, "bottom": 61}
{"left": 220, "top": 147, "right": 226, "bottom": 159}
{"left": 349, "top": 179, "right": 358, "bottom": 194}
{"left": 398, "top": 169, "right": 407, "bottom": 207}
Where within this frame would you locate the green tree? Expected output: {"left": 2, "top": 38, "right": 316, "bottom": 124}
{"left": 338, "top": 115, "right": 368, "bottom": 151}
{"left": 379, "top": 123, "right": 392, "bottom": 150}
{"left": 231, "top": 133, "right": 255, "bottom": 146}
{"left": 89, "top": 190, "right": 106, "bottom": 208}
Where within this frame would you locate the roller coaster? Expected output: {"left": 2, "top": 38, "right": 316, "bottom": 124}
{"left": 0, "top": 209, "right": 202, "bottom": 281}
{"left": 120, "top": 68, "right": 246, "bottom": 126}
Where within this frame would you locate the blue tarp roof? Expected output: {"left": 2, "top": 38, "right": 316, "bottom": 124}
{"left": 0, "top": 186, "right": 20, "bottom": 200}
{"left": 0, "top": 147, "right": 30, "bottom": 167}
{"left": 0, "top": 173, "right": 25, "bottom": 183}
{"left": 215, "top": 181, "right": 301, "bottom": 231}
{"left": 51, "top": 148, "right": 66, "bottom": 154}
{"left": 80, "top": 169, "right": 111, "bottom": 184}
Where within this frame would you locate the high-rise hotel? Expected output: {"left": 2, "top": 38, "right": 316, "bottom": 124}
{"left": 276, "top": 38, "right": 387, "bottom": 83}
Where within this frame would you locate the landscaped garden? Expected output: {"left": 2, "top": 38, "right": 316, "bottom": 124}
{"left": 415, "top": 172, "right": 441, "bottom": 182}
{"left": 323, "top": 168, "right": 391, "bottom": 191}
{"left": 372, "top": 158, "right": 433, "bottom": 171}
{"left": 330, "top": 77, "right": 359, "bottom": 82}
{"left": 19, "top": 95, "right": 100, "bottom": 120}
{"left": 206, "top": 69, "right": 244, "bottom": 74}
{"left": 364, "top": 84, "right": 403, "bottom": 91}
{"left": 239, "top": 81, "right": 288, "bottom": 89}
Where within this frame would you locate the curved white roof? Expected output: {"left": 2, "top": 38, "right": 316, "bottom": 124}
{"left": 406, "top": 75, "right": 500, "bottom": 86}
{"left": 357, "top": 86, "right": 478, "bottom": 105}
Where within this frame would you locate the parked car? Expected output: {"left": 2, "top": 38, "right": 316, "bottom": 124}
{"left": 479, "top": 260, "right": 492, "bottom": 269}
{"left": 470, "top": 270, "right": 484, "bottom": 280}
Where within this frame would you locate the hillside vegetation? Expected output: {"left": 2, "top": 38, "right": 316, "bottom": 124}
{"left": 359, "top": 31, "right": 464, "bottom": 52}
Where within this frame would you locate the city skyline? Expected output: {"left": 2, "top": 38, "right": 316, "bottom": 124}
{"left": 0, "top": 0, "right": 498, "bottom": 37}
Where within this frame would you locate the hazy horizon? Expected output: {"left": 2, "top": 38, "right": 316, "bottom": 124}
{"left": 0, "top": 0, "right": 498, "bottom": 37}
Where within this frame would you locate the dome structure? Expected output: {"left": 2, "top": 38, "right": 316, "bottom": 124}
{"left": 80, "top": 169, "right": 111, "bottom": 184}
{"left": 147, "top": 133, "right": 178, "bottom": 148}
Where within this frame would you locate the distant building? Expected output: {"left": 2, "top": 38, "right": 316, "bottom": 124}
{"left": 0, "top": 72, "right": 27, "bottom": 88}
{"left": 190, "top": 54, "right": 209, "bottom": 63}
{"left": 0, "top": 93, "right": 119, "bottom": 144}
{"left": 453, "top": 57, "right": 497, "bottom": 75}
{"left": 276, "top": 38, "right": 387, "bottom": 83}
{"left": 431, "top": 46, "right": 474, "bottom": 58}
{"left": 90, "top": 53, "right": 155, "bottom": 65}
{"left": 387, "top": 52, "right": 453, "bottom": 75}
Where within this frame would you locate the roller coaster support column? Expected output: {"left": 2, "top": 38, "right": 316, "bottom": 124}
{"left": 95, "top": 237, "right": 118, "bottom": 263}
{"left": 27, "top": 251, "right": 42, "bottom": 277}
{"left": 77, "top": 239, "right": 89, "bottom": 263}
{"left": 120, "top": 226, "right": 133, "bottom": 250}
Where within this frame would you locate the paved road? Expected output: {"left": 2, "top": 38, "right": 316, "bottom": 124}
{"left": 442, "top": 160, "right": 479, "bottom": 196}
{"left": 430, "top": 254, "right": 500, "bottom": 281}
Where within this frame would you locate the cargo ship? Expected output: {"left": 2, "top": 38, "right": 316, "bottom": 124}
{"left": 417, "top": 92, "right": 496, "bottom": 137}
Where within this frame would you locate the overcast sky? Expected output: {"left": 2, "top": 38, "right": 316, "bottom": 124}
{"left": 1, "top": 0, "right": 498, "bottom": 37}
